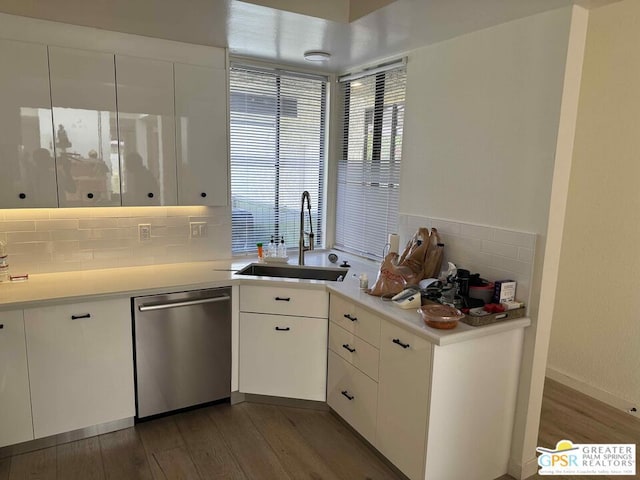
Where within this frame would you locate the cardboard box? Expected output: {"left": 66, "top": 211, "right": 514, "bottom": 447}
{"left": 493, "top": 280, "right": 516, "bottom": 304}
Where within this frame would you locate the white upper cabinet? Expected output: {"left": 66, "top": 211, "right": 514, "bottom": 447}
{"left": 175, "top": 63, "right": 228, "bottom": 206}
{"left": 49, "top": 46, "right": 121, "bottom": 207}
{"left": 0, "top": 39, "right": 57, "bottom": 208}
{"left": 116, "top": 55, "right": 177, "bottom": 206}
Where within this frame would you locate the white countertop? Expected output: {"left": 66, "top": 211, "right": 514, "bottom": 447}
{"left": 0, "top": 251, "right": 530, "bottom": 346}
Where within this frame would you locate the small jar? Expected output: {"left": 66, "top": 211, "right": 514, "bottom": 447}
{"left": 359, "top": 273, "right": 368, "bottom": 290}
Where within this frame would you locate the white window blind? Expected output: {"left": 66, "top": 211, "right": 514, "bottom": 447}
{"left": 230, "top": 64, "right": 328, "bottom": 254}
{"left": 335, "top": 63, "right": 406, "bottom": 258}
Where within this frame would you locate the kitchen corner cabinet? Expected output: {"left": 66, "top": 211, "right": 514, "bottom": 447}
{"left": 116, "top": 55, "right": 177, "bottom": 206}
{"left": 239, "top": 285, "right": 328, "bottom": 401}
{"left": 0, "top": 310, "right": 34, "bottom": 448}
{"left": 24, "top": 298, "right": 135, "bottom": 439}
{"left": 0, "top": 39, "right": 58, "bottom": 208}
{"left": 175, "top": 63, "right": 229, "bottom": 206}
{"left": 328, "top": 293, "right": 525, "bottom": 480}
{"left": 49, "top": 46, "right": 121, "bottom": 207}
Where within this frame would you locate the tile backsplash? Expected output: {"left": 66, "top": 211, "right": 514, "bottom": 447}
{"left": 0, "top": 206, "right": 231, "bottom": 274}
{"left": 399, "top": 214, "right": 536, "bottom": 304}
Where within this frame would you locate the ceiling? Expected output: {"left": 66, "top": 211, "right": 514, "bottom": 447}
{"left": 0, "top": 0, "right": 619, "bottom": 72}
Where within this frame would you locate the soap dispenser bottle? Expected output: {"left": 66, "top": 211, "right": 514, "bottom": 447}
{"left": 278, "top": 236, "right": 287, "bottom": 258}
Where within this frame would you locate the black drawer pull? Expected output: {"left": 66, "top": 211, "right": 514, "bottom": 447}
{"left": 201, "top": 192, "right": 207, "bottom": 198}
{"left": 0, "top": 324, "right": 4, "bottom": 329}
{"left": 275, "top": 326, "right": 290, "bottom": 331}
{"left": 19, "top": 193, "right": 26, "bottom": 199}
{"left": 71, "top": 313, "right": 91, "bottom": 320}
{"left": 392, "top": 338, "right": 410, "bottom": 349}
{"left": 342, "top": 343, "right": 356, "bottom": 353}
{"left": 87, "top": 193, "right": 94, "bottom": 199}
{"left": 343, "top": 313, "right": 357, "bottom": 322}
{"left": 275, "top": 297, "right": 291, "bottom": 302}
{"left": 341, "top": 390, "right": 354, "bottom": 401}
{"left": 147, "top": 192, "right": 154, "bottom": 198}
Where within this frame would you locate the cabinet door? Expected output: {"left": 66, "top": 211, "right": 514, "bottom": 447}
{"left": 175, "top": 63, "right": 228, "bottom": 206}
{"left": 0, "top": 310, "right": 34, "bottom": 447}
{"left": 116, "top": 55, "right": 177, "bottom": 206}
{"left": 239, "top": 312, "right": 327, "bottom": 401}
{"left": 376, "top": 321, "right": 432, "bottom": 480}
{"left": 25, "top": 298, "right": 135, "bottom": 438}
{"left": 0, "top": 39, "right": 57, "bottom": 208}
{"left": 49, "top": 46, "right": 121, "bottom": 207}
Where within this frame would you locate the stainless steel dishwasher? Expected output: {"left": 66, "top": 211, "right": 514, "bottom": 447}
{"left": 133, "top": 287, "right": 231, "bottom": 419}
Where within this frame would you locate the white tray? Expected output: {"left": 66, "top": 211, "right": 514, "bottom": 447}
{"left": 264, "top": 256, "right": 289, "bottom": 264}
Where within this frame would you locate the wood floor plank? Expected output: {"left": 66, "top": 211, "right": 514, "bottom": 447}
{"left": 152, "top": 447, "right": 202, "bottom": 480}
{"left": 205, "top": 403, "right": 292, "bottom": 480}
{"left": 8, "top": 446, "right": 57, "bottom": 480}
{"left": 174, "top": 409, "right": 247, "bottom": 480}
{"left": 244, "top": 403, "right": 342, "bottom": 480}
{"left": 137, "top": 416, "right": 200, "bottom": 480}
{"left": 279, "top": 406, "right": 401, "bottom": 480}
{"left": 0, "top": 458, "right": 10, "bottom": 480}
{"left": 99, "top": 427, "right": 153, "bottom": 480}
{"left": 56, "top": 438, "right": 105, "bottom": 480}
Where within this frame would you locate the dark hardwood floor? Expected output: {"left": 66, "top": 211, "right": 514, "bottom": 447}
{"left": 2, "top": 378, "right": 639, "bottom": 480}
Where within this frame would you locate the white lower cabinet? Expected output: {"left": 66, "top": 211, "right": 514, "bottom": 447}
{"left": 327, "top": 351, "right": 378, "bottom": 443}
{"left": 24, "top": 298, "right": 135, "bottom": 438}
{"left": 239, "top": 312, "right": 327, "bottom": 401}
{"left": 376, "top": 320, "right": 432, "bottom": 480}
{"left": 0, "top": 310, "right": 34, "bottom": 448}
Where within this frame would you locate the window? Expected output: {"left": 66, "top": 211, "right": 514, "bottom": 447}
{"left": 230, "top": 64, "right": 328, "bottom": 254}
{"left": 335, "top": 62, "right": 406, "bottom": 258}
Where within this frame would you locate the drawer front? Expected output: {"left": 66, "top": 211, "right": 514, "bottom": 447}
{"left": 239, "top": 312, "right": 328, "bottom": 401}
{"left": 330, "top": 294, "right": 381, "bottom": 347}
{"left": 327, "top": 351, "right": 378, "bottom": 444}
{"left": 329, "top": 322, "right": 379, "bottom": 381}
{"left": 240, "top": 285, "right": 328, "bottom": 318}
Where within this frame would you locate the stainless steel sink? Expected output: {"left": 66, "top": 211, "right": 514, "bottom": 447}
{"left": 236, "top": 263, "right": 348, "bottom": 281}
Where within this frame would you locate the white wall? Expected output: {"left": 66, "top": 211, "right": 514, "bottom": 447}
{"left": 398, "top": 7, "right": 578, "bottom": 478}
{"left": 548, "top": 0, "right": 640, "bottom": 414}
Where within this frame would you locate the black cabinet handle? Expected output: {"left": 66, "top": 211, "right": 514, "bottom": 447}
{"left": 343, "top": 313, "right": 357, "bottom": 322}
{"left": 71, "top": 313, "right": 91, "bottom": 320}
{"left": 342, "top": 343, "right": 356, "bottom": 353}
{"left": 201, "top": 192, "right": 207, "bottom": 198}
{"left": 341, "top": 390, "right": 354, "bottom": 401}
{"left": 392, "top": 338, "right": 410, "bottom": 349}
{"left": 19, "top": 193, "right": 26, "bottom": 199}
{"left": 87, "top": 193, "right": 94, "bottom": 199}
{"left": 0, "top": 324, "right": 4, "bottom": 329}
{"left": 147, "top": 192, "right": 154, "bottom": 198}
{"left": 275, "top": 297, "right": 290, "bottom": 302}
{"left": 275, "top": 326, "right": 290, "bottom": 331}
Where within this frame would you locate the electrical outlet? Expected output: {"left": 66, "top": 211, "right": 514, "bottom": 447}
{"left": 138, "top": 224, "right": 151, "bottom": 242}
{"left": 190, "top": 222, "right": 207, "bottom": 239}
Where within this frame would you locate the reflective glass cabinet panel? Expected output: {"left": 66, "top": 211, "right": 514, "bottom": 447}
{"left": 175, "top": 63, "right": 228, "bottom": 206}
{"left": 116, "top": 55, "right": 177, "bottom": 206}
{"left": 49, "top": 46, "right": 120, "bottom": 207}
{"left": 0, "top": 39, "right": 57, "bottom": 208}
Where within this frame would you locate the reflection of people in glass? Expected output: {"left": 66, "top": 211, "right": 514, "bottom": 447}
{"left": 54, "top": 151, "right": 77, "bottom": 195}
{"left": 31, "top": 148, "right": 58, "bottom": 197}
{"left": 56, "top": 125, "right": 71, "bottom": 152}
{"left": 125, "top": 152, "right": 159, "bottom": 199}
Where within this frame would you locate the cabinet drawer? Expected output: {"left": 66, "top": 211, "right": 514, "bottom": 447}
{"left": 240, "top": 285, "right": 328, "bottom": 318}
{"left": 327, "top": 350, "right": 378, "bottom": 444}
{"left": 329, "top": 294, "right": 381, "bottom": 347}
{"left": 239, "top": 312, "right": 327, "bottom": 401}
{"left": 329, "top": 322, "right": 379, "bottom": 381}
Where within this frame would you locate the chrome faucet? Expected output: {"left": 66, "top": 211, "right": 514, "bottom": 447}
{"left": 298, "top": 191, "right": 315, "bottom": 265}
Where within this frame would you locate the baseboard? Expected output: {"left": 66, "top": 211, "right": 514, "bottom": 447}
{"left": 546, "top": 367, "right": 639, "bottom": 418}
{"left": 508, "top": 456, "right": 539, "bottom": 479}
{"left": 0, "top": 417, "right": 134, "bottom": 460}
{"left": 233, "top": 392, "right": 329, "bottom": 411}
